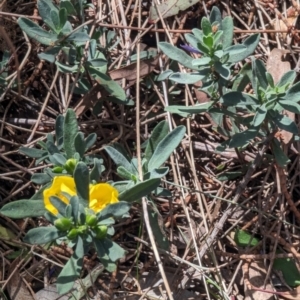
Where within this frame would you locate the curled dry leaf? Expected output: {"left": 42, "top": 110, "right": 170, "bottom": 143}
{"left": 149, "top": 0, "right": 199, "bottom": 23}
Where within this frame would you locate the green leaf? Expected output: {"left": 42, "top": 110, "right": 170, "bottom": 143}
{"left": 63, "top": 109, "right": 78, "bottom": 158}
{"left": 60, "top": 0, "right": 76, "bottom": 15}
{"left": 192, "top": 28, "right": 204, "bottom": 41}
{"left": 31, "top": 173, "right": 52, "bottom": 185}
{"left": 17, "top": 18, "right": 58, "bottom": 46}
{"left": 165, "top": 102, "right": 213, "bottom": 115}
{"left": 148, "top": 205, "right": 169, "bottom": 250}
{"left": 221, "top": 16, "right": 233, "bottom": 48}
{"left": 203, "top": 36, "right": 213, "bottom": 49}
{"left": 192, "top": 57, "right": 211, "bottom": 66}
{"left": 214, "top": 61, "right": 230, "bottom": 79}
{"left": 90, "top": 158, "right": 104, "bottom": 182}
{"left": 224, "top": 44, "right": 247, "bottom": 62}
{"left": 158, "top": 42, "right": 196, "bottom": 70}
{"left": 252, "top": 59, "right": 268, "bottom": 93}
{"left": 50, "top": 10, "right": 60, "bottom": 31}
{"left": 265, "top": 72, "right": 274, "bottom": 88}
{"left": 228, "top": 34, "right": 260, "bottom": 63}
{"left": 278, "top": 99, "right": 300, "bottom": 114}
{"left": 66, "top": 31, "right": 90, "bottom": 43}
{"left": 97, "top": 202, "right": 130, "bottom": 221}
{"left": 220, "top": 91, "right": 259, "bottom": 107}
{"left": 55, "top": 61, "right": 79, "bottom": 73}
{"left": 148, "top": 126, "right": 186, "bottom": 171}
{"left": 272, "top": 114, "right": 298, "bottom": 134}
{"left": 282, "top": 81, "right": 300, "bottom": 102}
{"left": 210, "top": 6, "right": 222, "bottom": 25}
{"left": 70, "top": 196, "right": 79, "bottom": 223}
{"left": 74, "top": 162, "right": 89, "bottom": 203}
{"left": 201, "top": 17, "right": 212, "bottom": 36}
{"left": 229, "top": 128, "right": 258, "bottom": 148}
{"left": 232, "top": 62, "right": 252, "bottom": 91}
{"left": 169, "top": 72, "right": 207, "bottom": 84}
{"left": 37, "top": 0, "right": 58, "bottom": 30}
{"left": 156, "top": 69, "right": 173, "bottom": 81}
{"left": 85, "top": 133, "right": 97, "bottom": 151}
{"left": 58, "top": 8, "right": 67, "bottom": 30}
{"left": 50, "top": 196, "right": 68, "bottom": 215}
{"left": 24, "top": 226, "right": 62, "bottom": 244}
{"left": 74, "top": 132, "right": 85, "bottom": 158}
{"left": 144, "top": 167, "right": 169, "bottom": 180}
{"left": 276, "top": 70, "right": 296, "bottom": 88}
{"left": 119, "top": 178, "right": 161, "bottom": 202}
{"left": 55, "top": 114, "right": 64, "bottom": 149}
{"left": 117, "top": 166, "right": 134, "bottom": 180}
{"left": 145, "top": 121, "right": 169, "bottom": 164}
{"left": 271, "top": 139, "right": 290, "bottom": 167}
{"left": 87, "top": 67, "right": 126, "bottom": 101}
{"left": 0, "top": 200, "right": 46, "bottom": 218}
{"left": 273, "top": 255, "right": 300, "bottom": 287}
{"left": 164, "top": 106, "right": 190, "bottom": 118}
{"left": 184, "top": 33, "right": 200, "bottom": 49}
{"left": 234, "top": 229, "right": 260, "bottom": 247}
{"left": 100, "top": 239, "right": 126, "bottom": 262}
{"left": 217, "top": 171, "right": 244, "bottom": 181}
{"left": 38, "top": 46, "right": 61, "bottom": 63}
{"left": 57, "top": 236, "right": 85, "bottom": 294}
{"left": 105, "top": 146, "right": 134, "bottom": 174}
{"left": 19, "top": 147, "right": 47, "bottom": 158}
{"left": 253, "top": 104, "right": 267, "bottom": 127}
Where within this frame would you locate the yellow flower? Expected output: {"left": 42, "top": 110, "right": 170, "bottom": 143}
{"left": 44, "top": 176, "right": 119, "bottom": 215}
{"left": 44, "top": 176, "right": 76, "bottom": 215}
{"left": 89, "top": 183, "right": 119, "bottom": 213}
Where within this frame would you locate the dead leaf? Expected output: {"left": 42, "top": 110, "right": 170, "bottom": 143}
{"left": 7, "top": 258, "right": 34, "bottom": 300}
{"left": 149, "top": 0, "right": 199, "bottom": 23}
{"left": 74, "top": 84, "right": 107, "bottom": 117}
{"left": 243, "top": 261, "right": 275, "bottom": 300}
{"left": 266, "top": 49, "right": 290, "bottom": 85}
{"left": 270, "top": 6, "right": 298, "bottom": 40}
{"left": 266, "top": 49, "right": 293, "bottom": 145}
{"left": 109, "top": 55, "right": 159, "bottom": 86}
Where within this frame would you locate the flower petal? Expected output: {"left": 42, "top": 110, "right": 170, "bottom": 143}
{"left": 43, "top": 176, "right": 76, "bottom": 215}
{"left": 89, "top": 183, "right": 119, "bottom": 213}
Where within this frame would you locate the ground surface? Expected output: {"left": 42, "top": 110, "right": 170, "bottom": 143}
{"left": 1, "top": 0, "right": 300, "bottom": 299}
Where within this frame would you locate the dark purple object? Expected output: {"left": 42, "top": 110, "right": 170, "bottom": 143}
{"left": 180, "top": 44, "right": 202, "bottom": 54}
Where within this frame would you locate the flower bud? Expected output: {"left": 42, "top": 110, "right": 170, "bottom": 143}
{"left": 95, "top": 225, "right": 108, "bottom": 239}
{"left": 77, "top": 225, "right": 88, "bottom": 234}
{"left": 67, "top": 228, "right": 79, "bottom": 240}
{"left": 86, "top": 214, "right": 97, "bottom": 227}
{"left": 52, "top": 166, "right": 64, "bottom": 173}
{"left": 54, "top": 218, "right": 72, "bottom": 231}
{"left": 64, "top": 158, "right": 78, "bottom": 174}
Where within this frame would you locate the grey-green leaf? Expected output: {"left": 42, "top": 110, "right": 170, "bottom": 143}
{"left": 97, "top": 202, "right": 130, "bottom": 220}
{"left": 158, "top": 42, "right": 196, "bottom": 70}
{"left": 63, "top": 109, "right": 78, "bottom": 158}
{"left": 220, "top": 91, "right": 259, "bottom": 107}
{"left": 17, "top": 18, "right": 58, "bottom": 46}
{"left": 105, "top": 146, "right": 134, "bottom": 174}
{"left": 0, "top": 200, "right": 46, "bottom": 218}
{"left": 145, "top": 121, "right": 169, "bottom": 164}
{"left": 119, "top": 178, "right": 161, "bottom": 202}
{"left": 24, "top": 226, "right": 62, "bottom": 244}
{"left": 74, "top": 162, "right": 89, "bottom": 203}
{"left": 148, "top": 126, "right": 186, "bottom": 171}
